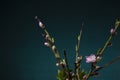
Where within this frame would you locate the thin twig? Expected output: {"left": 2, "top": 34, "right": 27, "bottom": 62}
{"left": 99, "top": 21, "right": 120, "bottom": 56}
{"left": 63, "top": 50, "right": 71, "bottom": 80}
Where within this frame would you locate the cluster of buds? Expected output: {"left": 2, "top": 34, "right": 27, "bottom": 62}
{"left": 35, "top": 16, "right": 61, "bottom": 61}
{"left": 35, "top": 17, "right": 120, "bottom": 80}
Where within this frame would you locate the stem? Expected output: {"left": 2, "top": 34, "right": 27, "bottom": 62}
{"left": 63, "top": 50, "right": 71, "bottom": 80}
{"left": 99, "top": 21, "right": 120, "bottom": 56}
{"left": 75, "top": 29, "right": 83, "bottom": 80}
{"left": 94, "top": 56, "right": 120, "bottom": 72}
{"left": 76, "top": 28, "right": 83, "bottom": 60}
{"left": 35, "top": 17, "right": 64, "bottom": 70}
{"left": 85, "top": 64, "right": 94, "bottom": 80}
{"left": 99, "top": 35, "right": 112, "bottom": 55}
{"left": 103, "top": 56, "right": 120, "bottom": 67}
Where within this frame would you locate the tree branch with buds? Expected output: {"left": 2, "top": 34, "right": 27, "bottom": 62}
{"left": 35, "top": 16, "right": 120, "bottom": 80}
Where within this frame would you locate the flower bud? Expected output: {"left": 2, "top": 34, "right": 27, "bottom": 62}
{"left": 52, "top": 45, "right": 56, "bottom": 51}
{"left": 44, "top": 42, "right": 50, "bottom": 47}
{"left": 39, "top": 21, "right": 43, "bottom": 27}
{"left": 77, "top": 56, "right": 82, "bottom": 61}
{"left": 96, "top": 56, "right": 102, "bottom": 61}
{"left": 56, "top": 63, "right": 59, "bottom": 66}
{"left": 35, "top": 16, "right": 38, "bottom": 20}
{"left": 95, "top": 66, "right": 101, "bottom": 69}
{"left": 110, "top": 28, "right": 115, "bottom": 34}
{"left": 46, "top": 34, "right": 49, "bottom": 38}
{"left": 66, "top": 78, "right": 69, "bottom": 80}
{"left": 83, "top": 75, "right": 87, "bottom": 79}
{"left": 78, "top": 35, "right": 80, "bottom": 41}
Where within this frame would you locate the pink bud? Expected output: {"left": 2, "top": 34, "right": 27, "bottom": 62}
{"left": 44, "top": 42, "right": 50, "bottom": 47}
{"left": 83, "top": 75, "right": 87, "bottom": 79}
{"left": 110, "top": 28, "right": 115, "bottom": 34}
{"left": 39, "top": 21, "right": 43, "bottom": 26}
{"left": 39, "top": 21, "right": 45, "bottom": 29}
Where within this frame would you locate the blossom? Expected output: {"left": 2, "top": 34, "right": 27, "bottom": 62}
{"left": 85, "top": 54, "right": 96, "bottom": 63}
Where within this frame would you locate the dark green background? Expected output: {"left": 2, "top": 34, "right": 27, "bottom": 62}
{"left": 1, "top": 0, "right": 120, "bottom": 80}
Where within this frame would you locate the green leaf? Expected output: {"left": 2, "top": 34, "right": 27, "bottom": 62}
{"left": 79, "top": 69, "right": 86, "bottom": 80}
{"left": 62, "top": 59, "right": 66, "bottom": 65}
{"left": 55, "top": 52, "right": 60, "bottom": 58}
{"left": 76, "top": 45, "right": 78, "bottom": 52}
{"left": 78, "top": 35, "right": 80, "bottom": 41}
{"left": 51, "top": 37, "right": 55, "bottom": 43}
{"left": 57, "top": 69, "right": 66, "bottom": 80}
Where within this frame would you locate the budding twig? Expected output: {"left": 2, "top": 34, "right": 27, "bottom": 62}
{"left": 99, "top": 20, "right": 120, "bottom": 56}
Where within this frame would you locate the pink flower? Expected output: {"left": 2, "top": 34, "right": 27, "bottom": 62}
{"left": 85, "top": 54, "right": 96, "bottom": 63}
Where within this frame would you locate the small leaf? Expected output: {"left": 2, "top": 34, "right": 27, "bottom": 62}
{"left": 62, "top": 59, "right": 66, "bottom": 65}
{"left": 79, "top": 69, "right": 86, "bottom": 80}
{"left": 115, "top": 19, "right": 120, "bottom": 30}
{"left": 51, "top": 37, "right": 55, "bottom": 43}
{"left": 55, "top": 52, "right": 60, "bottom": 58}
{"left": 76, "top": 45, "right": 78, "bottom": 52}
{"left": 57, "top": 69, "right": 66, "bottom": 80}
{"left": 78, "top": 35, "right": 80, "bottom": 41}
